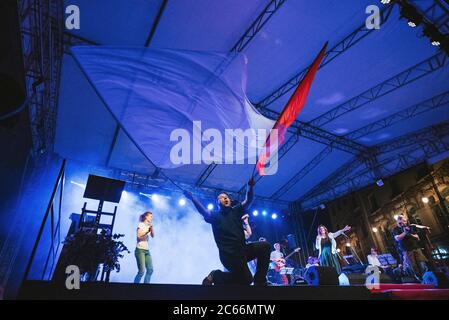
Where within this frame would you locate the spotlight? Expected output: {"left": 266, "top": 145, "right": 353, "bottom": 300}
{"left": 336, "top": 248, "right": 341, "bottom": 253}
{"left": 178, "top": 198, "right": 186, "bottom": 206}
{"left": 70, "top": 180, "right": 86, "bottom": 189}
{"left": 346, "top": 242, "right": 351, "bottom": 247}
{"left": 319, "top": 204, "right": 326, "bottom": 210}
{"left": 399, "top": 2, "right": 423, "bottom": 28}
{"left": 207, "top": 203, "right": 214, "bottom": 210}
{"left": 421, "top": 197, "right": 429, "bottom": 204}
{"left": 262, "top": 210, "right": 267, "bottom": 216}
{"left": 380, "top": 0, "right": 391, "bottom": 4}
{"left": 376, "top": 179, "right": 384, "bottom": 187}
{"left": 423, "top": 23, "right": 444, "bottom": 46}
{"left": 139, "top": 192, "right": 151, "bottom": 199}
{"left": 151, "top": 194, "right": 160, "bottom": 202}
{"left": 271, "top": 213, "right": 277, "bottom": 219}
{"left": 252, "top": 210, "right": 259, "bottom": 216}
{"left": 372, "top": 227, "right": 378, "bottom": 233}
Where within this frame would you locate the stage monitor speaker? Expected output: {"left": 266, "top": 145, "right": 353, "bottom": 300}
{"left": 304, "top": 266, "right": 339, "bottom": 286}
{"left": 422, "top": 271, "right": 449, "bottom": 288}
{"left": 339, "top": 272, "right": 393, "bottom": 286}
{"left": 0, "top": 1, "right": 26, "bottom": 126}
{"left": 83, "top": 175, "right": 126, "bottom": 203}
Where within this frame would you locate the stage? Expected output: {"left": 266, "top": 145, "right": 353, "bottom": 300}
{"left": 17, "top": 281, "right": 449, "bottom": 300}
{"left": 2, "top": 0, "right": 449, "bottom": 303}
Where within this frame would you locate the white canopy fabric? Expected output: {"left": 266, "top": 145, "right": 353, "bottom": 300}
{"left": 71, "top": 46, "right": 276, "bottom": 169}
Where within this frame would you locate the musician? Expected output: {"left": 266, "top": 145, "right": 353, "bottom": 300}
{"left": 367, "top": 247, "right": 386, "bottom": 270}
{"left": 134, "top": 211, "right": 154, "bottom": 284}
{"left": 184, "top": 178, "right": 271, "bottom": 285}
{"left": 305, "top": 256, "right": 319, "bottom": 269}
{"left": 270, "top": 243, "right": 288, "bottom": 284}
{"left": 270, "top": 243, "right": 284, "bottom": 262}
{"left": 392, "top": 215, "right": 430, "bottom": 279}
{"left": 315, "top": 224, "right": 351, "bottom": 274}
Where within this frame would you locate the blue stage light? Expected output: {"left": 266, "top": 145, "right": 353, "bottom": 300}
{"left": 151, "top": 194, "right": 160, "bottom": 202}
{"left": 178, "top": 198, "right": 186, "bottom": 206}
{"left": 70, "top": 180, "right": 86, "bottom": 189}
{"left": 262, "top": 210, "right": 267, "bottom": 216}
{"left": 207, "top": 203, "right": 214, "bottom": 210}
{"left": 271, "top": 213, "right": 277, "bottom": 219}
{"left": 252, "top": 210, "right": 258, "bottom": 216}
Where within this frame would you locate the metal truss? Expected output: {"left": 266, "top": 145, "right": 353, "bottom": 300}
{"left": 297, "top": 122, "right": 449, "bottom": 210}
{"left": 377, "top": 121, "right": 449, "bottom": 153}
{"left": 345, "top": 90, "right": 449, "bottom": 140}
{"left": 63, "top": 32, "right": 98, "bottom": 54}
{"left": 410, "top": 0, "right": 449, "bottom": 34}
{"left": 308, "top": 51, "right": 448, "bottom": 127}
{"left": 197, "top": 3, "right": 394, "bottom": 188}
{"left": 231, "top": 0, "right": 286, "bottom": 52}
{"left": 257, "top": 108, "right": 368, "bottom": 154}
{"left": 270, "top": 146, "right": 333, "bottom": 199}
{"left": 256, "top": 4, "right": 395, "bottom": 109}
{"left": 270, "top": 89, "right": 449, "bottom": 200}
{"left": 19, "top": 0, "right": 64, "bottom": 157}
{"left": 113, "top": 169, "right": 289, "bottom": 207}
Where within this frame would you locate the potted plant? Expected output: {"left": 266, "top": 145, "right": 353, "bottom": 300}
{"left": 57, "top": 227, "right": 129, "bottom": 282}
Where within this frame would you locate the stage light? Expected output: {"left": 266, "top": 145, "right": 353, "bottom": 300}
{"left": 178, "top": 198, "right": 186, "bottom": 206}
{"left": 271, "top": 213, "right": 277, "bottom": 219}
{"left": 376, "top": 179, "right": 384, "bottom": 187}
{"left": 346, "top": 242, "right": 351, "bottom": 247}
{"left": 139, "top": 192, "right": 151, "bottom": 199}
{"left": 372, "top": 227, "right": 378, "bottom": 233}
{"left": 252, "top": 210, "right": 259, "bottom": 216}
{"left": 380, "top": 0, "right": 391, "bottom": 4}
{"left": 336, "top": 248, "right": 341, "bottom": 253}
{"left": 151, "top": 194, "right": 160, "bottom": 202}
{"left": 422, "top": 197, "right": 429, "bottom": 204}
{"left": 262, "top": 210, "right": 267, "bottom": 216}
{"left": 319, "top": 204, "right": 326, "bottom": 210}
{"left": 423, "top": 23, "right": 444, "bottom": 46}
{"left": 70, "top": 180, "right": 86, "bottom": 189}
{"left": 207, "top": 203, "right": 214, "bottom": 210}
{"left": 399, "top": 2, "right": 423, "bottom": 28}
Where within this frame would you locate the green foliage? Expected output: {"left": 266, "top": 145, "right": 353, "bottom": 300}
{"left": 61, "top": 228, "right": 130, "bottom": 279}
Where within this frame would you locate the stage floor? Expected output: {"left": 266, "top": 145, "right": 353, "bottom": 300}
{"left": 18, "top": 281, "right": 449, "bottom": 300}
{"left": 17, "top": 281, "right": 383, "bottom": 300}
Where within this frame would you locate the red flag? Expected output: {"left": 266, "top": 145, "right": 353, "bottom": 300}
{"left": 256, "top": 42, "right": 328, "bottom": 176}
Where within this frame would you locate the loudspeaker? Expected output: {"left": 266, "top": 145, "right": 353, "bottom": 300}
{"left": 339, "top": 273, "right": 366, "bottom": 285}
{"left": 0, "top": 1, "right": 26, "bottom": 126}
{"left": 339, "top": 272, "right": 393, "bottom": 286}
{"left": 304, "top": 266, "right": 339, "bottom": 286}
{"left": 422, "top": 271, "right": 449, "bottom": 288}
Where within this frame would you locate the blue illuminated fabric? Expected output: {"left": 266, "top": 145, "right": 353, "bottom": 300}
{"left": 71, "top": 46, "right": 274, "bottom": 168}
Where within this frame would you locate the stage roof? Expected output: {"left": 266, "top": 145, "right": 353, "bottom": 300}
{"left": 55, "top": 0, "right": 449, "bottom": 208}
